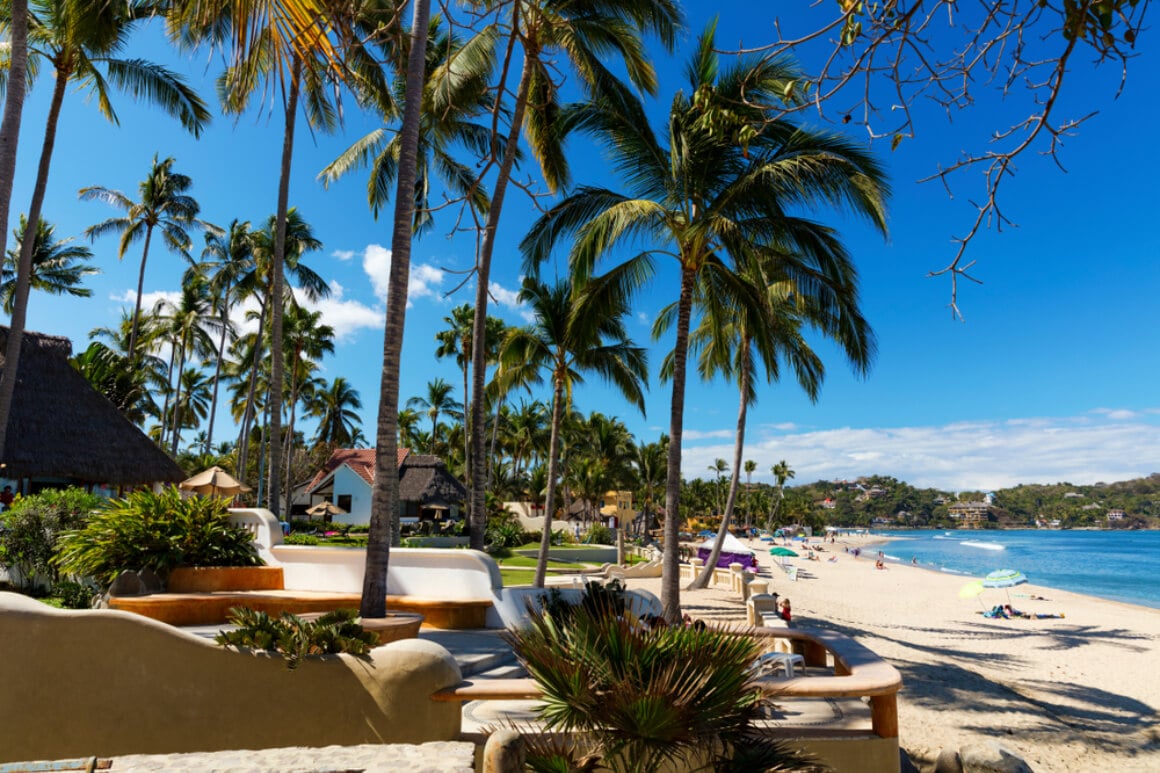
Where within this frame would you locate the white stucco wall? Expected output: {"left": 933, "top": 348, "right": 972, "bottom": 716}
{"left": 331, "top": 465, "right": 372, "bottom": 526}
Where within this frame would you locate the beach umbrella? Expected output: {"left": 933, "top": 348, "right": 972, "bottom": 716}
{"left": 698, "top": 530, "right": 716, "bottom": 538}
{"left": 769, "top": 546, "right": 798, "bottom": 568}
{"left": 982, "top": 569, "right": 1027, "bottom": 602}
{"left": 179, "top": 466, "right": 250, "bottom": 497}
{"left": 982, "top": 569, "right": 1027, "bottom": 588}
{"left": 958, "top": 580, "right": 985, "bottom": 599}
{"left": 306, "top": 501, "right": 346, "bottom": 519}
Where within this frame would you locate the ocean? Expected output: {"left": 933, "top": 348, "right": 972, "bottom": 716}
{"left": 875, "top": 529, "right": 1160, "bottom": 610}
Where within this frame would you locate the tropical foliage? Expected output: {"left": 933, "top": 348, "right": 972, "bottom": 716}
{"left": 507, "top": 583, "right": 824, "bottom": 773}
{"left": 215, "top": 607, "right": 377, "bottom": 670}
{"left": 55, "top": 487, "right": 261, "bottom": 586}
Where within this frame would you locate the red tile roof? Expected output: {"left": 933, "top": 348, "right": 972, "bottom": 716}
{"left": 306, "top": 447, "right": 409, "bottom": 492}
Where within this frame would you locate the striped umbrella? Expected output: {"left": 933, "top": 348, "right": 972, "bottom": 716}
{"left": 982, "top": 569, "right": 1027, "bottom": 601}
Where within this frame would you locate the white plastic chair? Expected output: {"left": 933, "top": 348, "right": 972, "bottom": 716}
{"left": 749, "top": 651, "right": 806, "bottom": 678}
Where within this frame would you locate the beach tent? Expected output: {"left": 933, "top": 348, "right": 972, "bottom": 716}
{"left": 697, "top": 532, "right": 756, "bottom": 568}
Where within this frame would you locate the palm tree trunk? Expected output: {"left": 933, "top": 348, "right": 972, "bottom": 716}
{"left": 461, "top": 359, "right": 470, "bottom": 487}
{"left": 469, "top": 47, "right": 534, "bottom": 551}
{"left": 169, "top": 340, "right": 187, "bottom": 455}
{"left": 237, "top": 298, "right": 268, "bottom": 479}
{"left": 488, "top": 393, "right": 502, "bottom": 489}
{"left": 205, "top": 285, "right": 231, "bottom": 453}
{"left": 691, "top": 340, "right": 751, "bottom": 589}
{"left": 282, "top": 367, "right": 300, "bottom": 514}
{"left": 127, "top": 225, "right": 155, "bottom": 366}
{"left": 0, "top": 59, "right": 66, "bottom": 461}
{"left": 533, "top": 375, "right": 565, "bottom": 588}
{"left": 159, "top": 342, "right": 177, "bottom": 448}
{"left": 266, "top": 60, "right": 302, "bottom": 518}
{"left": 661, "top": 265, "right": 696, "bottom": 622}
{"left": 361, "top": 0, "right": 431, "bottom": 619}
{"left": 0, "top": 0, "right": 28, "bottom": 274}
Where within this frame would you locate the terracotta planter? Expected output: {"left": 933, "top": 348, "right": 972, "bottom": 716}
{"left": 167, "top": 565, "right": 284, "bottom": 593}
{"left": 360, "top": 612, "right": 425, "bottom": 645}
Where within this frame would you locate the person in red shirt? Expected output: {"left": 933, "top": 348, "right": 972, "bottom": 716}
{"left": 779, "top": 598, "right": 792, "bottom": 623}
{"left": 0, "top": 485, "right": 14, "bottom": 510}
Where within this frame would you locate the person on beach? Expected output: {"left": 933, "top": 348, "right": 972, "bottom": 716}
{"left": 875, "top": 558, "right": 887, "bottom": 570}
{"left": 779, "top": 599, "right": 792, "bottom": 623}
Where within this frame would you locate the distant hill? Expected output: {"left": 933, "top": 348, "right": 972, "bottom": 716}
{"left": 769, "top": 473, "right": 1160, "bottom": 530}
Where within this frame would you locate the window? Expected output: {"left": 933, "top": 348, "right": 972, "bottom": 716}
{"left": 337, "top": 494, "right": 352, "bottom": 513}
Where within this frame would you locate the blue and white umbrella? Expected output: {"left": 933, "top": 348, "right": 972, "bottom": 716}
{"left": 982, "top": 569, "right": 1027, "bottom": 588}
{"left": 982, "top": 569, "right": 1027, "bottom": 601}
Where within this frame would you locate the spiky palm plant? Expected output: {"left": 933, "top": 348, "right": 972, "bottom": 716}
{"left": 506, "top": 591, "right": 826, "bottom": 773}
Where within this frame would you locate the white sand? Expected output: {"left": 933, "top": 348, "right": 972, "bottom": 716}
{"left": 619, "top": 535, "right": 1160, "bottom": 772}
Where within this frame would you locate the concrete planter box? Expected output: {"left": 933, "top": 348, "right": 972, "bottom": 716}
{"left": 167, "top": 566, "right": 284, "bottom": 593}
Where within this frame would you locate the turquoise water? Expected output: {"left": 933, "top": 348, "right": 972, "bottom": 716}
{"left": 876, "top": 529, "right": 1160, "bottom": 610}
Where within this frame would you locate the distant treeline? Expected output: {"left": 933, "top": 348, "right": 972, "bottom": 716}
{"left": 741, "top": 473, "right": 1160, "bottom": 530}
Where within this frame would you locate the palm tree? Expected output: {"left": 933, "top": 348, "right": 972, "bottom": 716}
{"left": 522, "top": 25, "right": 889, "bottom": 620}
{"left": 193, "top": 219, "right": 253, "bottom": 453}
{"left": 279, "top": 303, "right": 334, "bottom": 509}
{"left": 632, "top": 434, "right": 668, "bottom": 536}
{"left": 80, "top": 155, "right": 210, "bottom": 363}
{"left": 233, "top": 209, "right": 327, "bottom": 486}
{"left": 770, "top": 459, "right": 795, "bottom": 528}
{"left": 0, "top": 0, "right": 209, "bottom": 460}
{"left": 689, "top": 274, "right": 872, "bottom": 588}
{"left": 169, "top": 367, "right": 213, "bottom": 450}
{"left": 151, "top": 276, "right": 222, "bottom": 454}
{"left": 2, "top": 215, "right": 98, "bottom": 313}
{"left": 0, "top": 0, "right": 30, "bottom": 272}
{"left": 743, "top": 459, "right": 758, "bottom": 530}
{"left": 435, "top": 304, "right": 506, "bottom": 490}
{"left": 396, "top": 407, "right": 421, "bottom": 451}
{"left": 406, "top": 378, "right": 462, "bottom": 456}
{"left": 361, "top": 0, "right": 434, "bottom": 618}
{"left": 498, "top": 276, "right": 647, "bottom": 587}
{"left": 708, "top": 458, "right": 729, "bottom": 518}
{"left": 170, "top": 0, "right": 370, "bottom": 518}
{"left": 312, "top": 377, "right": 362, "bottom": 447}
{"left": 319, "top": 15, "right": 496, "bottom": 235}
{"left": 464, "top": 0, "right": 682, "bottom": 554}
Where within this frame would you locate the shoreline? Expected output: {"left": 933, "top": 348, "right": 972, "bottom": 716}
{"left": 852, "top": 531, "right": 1160, "bottom": 612}
{"left": 623, "top": 533, "right": 1160, "bottom": 772}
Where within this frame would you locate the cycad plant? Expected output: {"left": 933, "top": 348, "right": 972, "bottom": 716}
{"left": 506, "top": 588, "right": 825, "bottom": 773}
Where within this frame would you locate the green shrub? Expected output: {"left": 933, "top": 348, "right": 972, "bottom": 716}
{"left": 284, "top": 533, "right": 320, "bottom": 546}
{"left": 346, "top": 524, "right": 370, "bottom": 534}
{"left": 215, "top": 607, "right": 378, "bottom": 669}
{"left": 0, "top": 487, "right": 101, "bottom": 590}
{"left": 55, "top": 487, "right": 261, "bottom": 587}
{"left": 583, "top": 523, "right": 614, "bottom": 545}
{"left": 508, "top": 583, "right": 824, "bottom": 773}
{"left": 52, "top": 580, "right": 94, "bottom": 609}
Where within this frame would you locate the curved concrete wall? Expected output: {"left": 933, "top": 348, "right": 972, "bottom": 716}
{"left": 0, "top": 593, "right": 463, "bottom": 764}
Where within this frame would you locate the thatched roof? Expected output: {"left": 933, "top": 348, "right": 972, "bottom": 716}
{"left": 0, "top": 327, "right": 185, "bottom": 485}
{"left": 398, "top": 454, "right": 467, "bottom": 506}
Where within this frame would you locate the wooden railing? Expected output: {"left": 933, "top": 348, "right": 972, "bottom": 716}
{"left": 432, "top": 625, "right": 902, "bottom": 739}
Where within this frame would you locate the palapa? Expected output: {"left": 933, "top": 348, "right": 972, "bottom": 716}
{"left": 0, "top": 327, "right": 184, "bottom": 486}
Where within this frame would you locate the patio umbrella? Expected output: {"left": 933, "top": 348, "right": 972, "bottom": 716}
{"left": 959, "top": 580, "right": 987, "bottom": 609}
{"left": 769, "top": 546, "right": 798, "bottom": 568}
{"left": 306, "top": 501, "right": 346, "bottom": 518}
{"left": 982, "top": 569, "right": 1027, "bottom": 601}
{"left": 179, "top": 466, "right": 250, "bottom": 497}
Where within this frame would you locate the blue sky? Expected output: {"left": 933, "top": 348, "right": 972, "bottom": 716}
{"left": 7, "top": 2, "right": 1159, "bottom": 491}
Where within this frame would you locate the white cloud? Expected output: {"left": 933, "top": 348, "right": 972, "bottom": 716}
{"left": 294, "top": 282, "right": 381, "bottom": 342}
{"left": 1092, "top": 407, "right": 1140, "bottom": 421}
{"left": 359, "top": 244, "right": 445, "bottom": 306}
{"left": 109, "top": 289, "right": 180, "bottom": 311}
{"left": 332, "top": 249, "right": 355, "bottom": 261}
{"left": 678, "top": 415, "right": 1160, "bottom": 491}
{"left": 410, "top": 263, "right": 445, "bottom": 301}
{"left": 682, "top": 428, "right": 734, "bottom": 441}
{"left": 489, "top": 280, "right": 535, "bottom": 322}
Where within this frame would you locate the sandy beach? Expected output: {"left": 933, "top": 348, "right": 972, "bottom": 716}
{"left": 618, "top": 534, "right": 1160, "bottom": 772}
